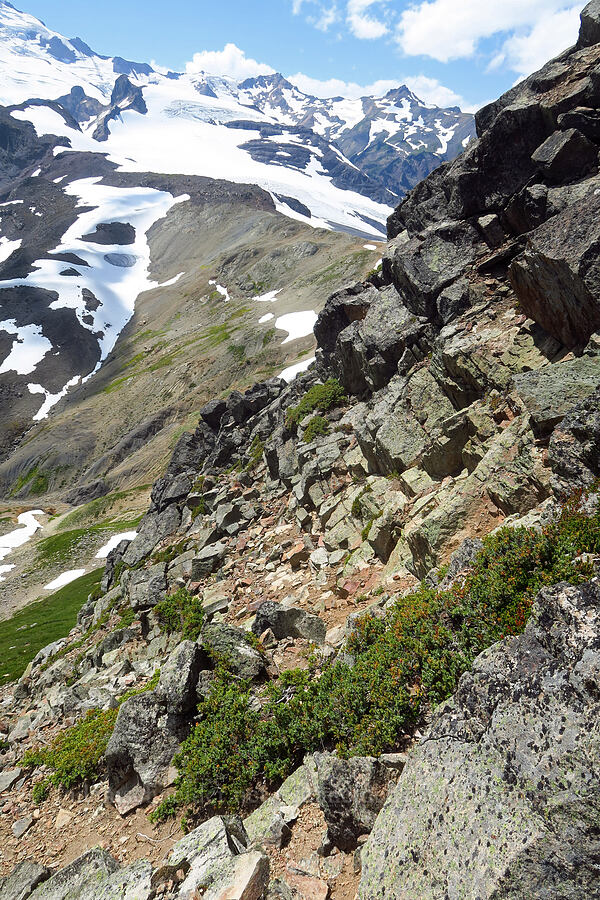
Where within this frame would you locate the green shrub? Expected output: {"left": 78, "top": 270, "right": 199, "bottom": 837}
{"left": 32, "top": 779, "right": 51, "bottom": 804}
{"left": 23, "top": 708, "right": 118, "bottom": 789}
{"left": 155, "top": 588, "right": 205, "bottom": 640}
{"left": 154, "top": 488, "right": 600, "bottom": 822}
{"left": 302, "top": 416, "right": 329, "bottom": 443}
{"left": 285, "top": 379, "right": 346, "bottom": 430}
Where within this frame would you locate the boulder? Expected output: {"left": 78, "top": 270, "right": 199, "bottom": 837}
{"left": 578, "top": 0, "right": 600, "bottom": 48}
{"left": 314, "top": 283, "right": 377, "bottom": 354}
{"left": 166, "top": 815, "right": 269, "bottom": 900}
{"left": 359, "top": 580, "right": 600, "bottom": 899}
{"left": 200, "top": 623, "right": 265, "bottom": 680}
{"left": 509, "top": 191, "right": 600, "bottom": 347}
{"left": 513, "top": 354, "right": 600, "bottom": 434}
{"left": 314, "top": 752, "right": 402, "bottom": 851}
{"left": 122, "top": 562, "right": 166, "bottom": 611}
{"left": 191, "top": 541, "right": 227, "bottom": 578}
{"left": 27, "top": 849, "right": 118, "bottom": 899}
{"left": 251, "top": 601, "right": 326, "bottom": 645}
{"left": 0, "top": 861, "right": 50, "bottom": 900}
{"left": 549, "top": 385, "right": 600, "bottom": 498}
{"left": 383, "top": 220, "right": 482, "bottom": 320}
{"left": 123, "top": 504, "right": 181, "bottom": 566}
{"left": 105, "top": 641, "right": 204, "bottom": 814}
{"left": 531, "top": 128, "right": 598, "bottom": 183}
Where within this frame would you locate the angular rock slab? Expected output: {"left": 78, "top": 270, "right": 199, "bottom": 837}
{"left": 28, "top": 849, "right": 119, "bottom": 899}
{"left": 0, "top": 861, "right": 50, "bottom": 900}
{"left": 359, "top": 580, "right": 600, "bottom": 899}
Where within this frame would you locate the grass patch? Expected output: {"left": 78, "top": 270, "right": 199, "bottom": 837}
{"left": 11, "top": 465, "right": 49, "bottom": 497}
{"left": 0, "top": 568, "right": 103, "bottom": 683}
{"left": 153, "top": 488, "right": 600, "bottom": 821}
{"left": 35, "top": 519, "right": 141, "bottom": 568}
{"left": 285, "top": 379, "right": 346, "bottom": 431}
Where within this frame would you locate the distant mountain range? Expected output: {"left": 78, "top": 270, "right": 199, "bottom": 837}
{"left": 0, "top": 0, "right": 475, "bottom": 236}
{"left": 0, "top": 0, "right": 474, "bottom": 450}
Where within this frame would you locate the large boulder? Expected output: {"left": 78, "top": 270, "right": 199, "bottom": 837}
{"left": 105, "top": 641, "right": 205, "bottom": 814}
{"left": 0, "top": 861, "right": 50, "bottom": 900}
{"left": 513, "top": 354, "right": 600, "bottom": 434}
{"left": 201, "top": 623, "right": 265, "bottom": 680}
{"left": 314, "top": 752, "right": 403, "bottom": 851}
{"left": 251, "top": 601, "right": 326, "bottom": 645}
{"left": 26, "top": 850, "right": 119, "bottom": 899}
{"left": 549, "top": 384, "right": 600, "bottom": 498}
{"left": 578, "top": 0, "right": 600, "bottom": 48}
{"left": 359, "top": 579, "right": 600, "bottom": 899}
{"left": 509, "top": 190, "right": 600, "bottom": 347}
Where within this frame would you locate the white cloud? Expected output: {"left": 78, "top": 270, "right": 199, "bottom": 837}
{"left": 185, "top": 43, "right": 275, "bottom": 79}
{"left": 497, "top": 5, "right": 581, "bottom": 78}
{"left": 287, "top": 70, "right": 473, "bottom": 110}
{"left": 347, "top": 0, "right": 388, "bottom": 39}
{"left": 396, "top": 0, "right": 579, "bottom": 65}
{"left": 403, "top": 75, "right": 474, "bottom": 111}
{"left": 313, "top": 4, "right": 339, "bottom": 31}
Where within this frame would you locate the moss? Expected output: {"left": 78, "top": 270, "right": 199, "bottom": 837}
{"left": 245, "top": 435, "right": 264, "bottom": 470}
{"left": 228, "top": 344, "right": 247, "bottom": 363}
{"left": 11, "top": 464, "right": 49, "bottom": 496}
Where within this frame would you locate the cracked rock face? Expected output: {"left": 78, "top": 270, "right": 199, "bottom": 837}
{"left": 359, "top": 579, "right": 600, "bottom": 899}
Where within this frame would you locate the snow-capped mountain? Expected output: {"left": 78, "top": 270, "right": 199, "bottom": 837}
{"left": 0, "top": 1, "right": 475, "bottom": 234}
{"left": 0, "top": 0, "right": 475, "bottom": 434}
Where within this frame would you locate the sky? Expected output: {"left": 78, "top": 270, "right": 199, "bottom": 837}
{"left": 24, "top": 0, "right": 583, "bottom": 111}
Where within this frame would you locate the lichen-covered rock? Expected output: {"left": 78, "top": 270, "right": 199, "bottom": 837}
{"left": 28, "top": 849, "right": 119, "bottom": 899}
{"left": 0, "top": 861, "right": 50, "bottom": 900}
{"left": 359, "top": 579, "right": 600, "bottom": 899}
{"left": 251, "top": 601, "right": 326, "bottom": 645}
{"left": 549, "top": 384, "right": 600, "bottom": 498}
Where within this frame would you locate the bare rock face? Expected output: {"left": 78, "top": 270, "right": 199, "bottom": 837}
{"left": 359, "top": 579, "right": 600, "bottom": 899}
{"left": 549, "top": 384, "right": 600, "bottom": 498}
{"left": 578, "top": 0, "right": 600, "bottom": 47}
{"left": 509, "top": 190, "right": 600, "bottom": 347}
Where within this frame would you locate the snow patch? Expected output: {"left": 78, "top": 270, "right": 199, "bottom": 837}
{"left": 208, "top": 280, "right": 230, "bottom": 301}
{"left": 0, "top": 319, "right": 52, "bottom": 375}
{"left": 275, "top": 310, "right": 317, "bottom": 344}
{"left": 28, "top": 375, "right": 81, "bottom": 421}
{"left": 259, "top": 313, "right": 274, "bottom": 323}
{"left": 44, "top": 569, "right": 86, "bottom": 590}
{"left": 95, "top": 531, "right": 138, "bottom": 559}
{"left": 159, "top": 272, "right": 184, "bottom": 287}
{"left": 279, "top": 356, "right": 316, "bottom": 382}
{"left": 0, "top": 511, "right": 45, "bottom": 569}
{"left": 254, "top": 289, "right": 281, "bottom": 303}
{"left": 0, "top": 236, "right": 22, "bottom": 264}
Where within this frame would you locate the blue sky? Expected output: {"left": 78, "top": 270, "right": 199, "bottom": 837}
{"left": 25, "top": 0, "right": 583, "bottom": 110}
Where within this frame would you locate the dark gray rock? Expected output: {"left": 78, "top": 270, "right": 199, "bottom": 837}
{"left": 122, "top": 562, "right": 166, "bottom": 611}
{"left": 558, "top": 106, "right": 600, "bottom": 143}
{"left": 252, "top": 601, "right": 326, "bottom": 645}
{"left": 549, "top": 385, "right": 600, "bottom": 498}
{"left": 191, "top": 541, "right": 228, "bottom": 577}
{"left": 531, "top": 128, "right": 598, "bottom": 184}
{"left": 105, "top": 641, "right": 204, "bottom": 814}
{"left": 314, "top": 282, "right": 378, "bottom": 354}
{"left": 578, "top": 0, "right": 600, "bottom": 48}
{"left": 200, "top": 397, "right": 227, "bottom": 430}
{"left": 62, "top": 478, "right": 109, "bottom": 506}
{"left": 359, "top": 579, "right": 600, "bottom": 899}
{"left": 122, "top": 504, "right": 181, "bottom": 567}
{"left": 201, "top": 623, "right": 264, "bottom": 680}
{"left": 314, "top": 752, "right": 400, "bottom": 851}
{"left": 383, "top": 221, "right": 482, "bottom": 320}
{"left": 509, "top": 191, "right": 600, "bottom": 347}
{"left": 0, "top": 861, "right": 50, "bottom": 900}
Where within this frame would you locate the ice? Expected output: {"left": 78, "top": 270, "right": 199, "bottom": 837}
{"left": 44, "top": 569, "right": 86, "bottom": 590}
{"left": 279, "top": 356, "right": 316, "bottom": 382}
{"left": 12, "top": 107, "right": 72, "bottom": 140}
{"left": 364, "top": 243, "right": 378, "bottom": 250}
{"left": 462, "top": 135, "right": 472, "bottom": 148}
{"left": 0, "top": 510, "right": 45, "bottom": 564}
{"left": 0, "top": 319, "right": 52, "bottom": 375}
{"left": 0, "top": 236, "right": 22, "bottom": 263}
{"left": 275, "top": 310, "right": 317, "bottom": 344}
{"left": 259, "top": 313, "right": 274, "bottom": 323}
{"left": 95, "top": 531, "right": 138, "bottom": 559}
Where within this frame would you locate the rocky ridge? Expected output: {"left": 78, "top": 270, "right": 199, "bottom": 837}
{"left": 4, "top": 3, "right": 600, "bottom": 898}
